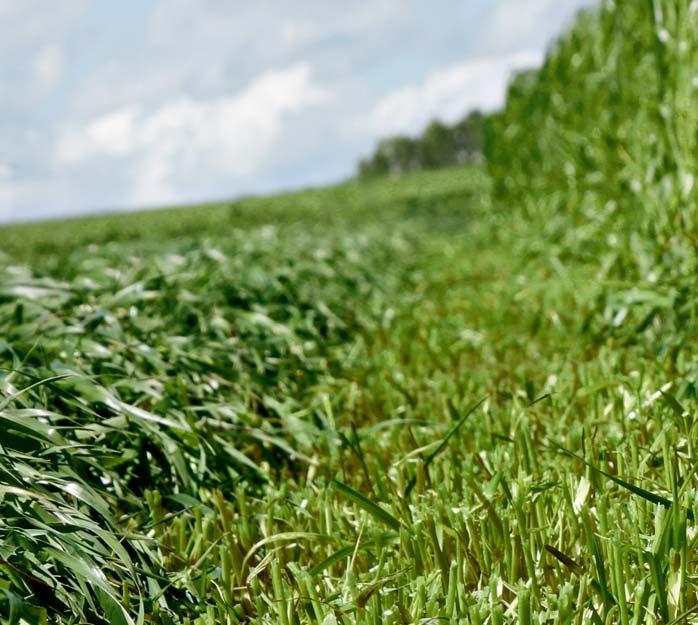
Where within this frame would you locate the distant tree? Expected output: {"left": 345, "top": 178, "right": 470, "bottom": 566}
{"left": 358, "top": 135, "right": 418, "bottom": 179}
{"left": 452, "top": 110, "right": 485, "bottom": 162}
{"left": 417, "top": 120, "right": 456, "bottom": 169}
{"left": 358, "top": 153, "right": 389, "bottom": 179}
{"left": 381, "top": 136, "right": 419, "bottom": 174}
{"left": 357, "top": 109, "right": 488, "bottom": 180}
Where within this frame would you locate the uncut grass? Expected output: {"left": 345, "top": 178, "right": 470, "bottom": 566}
{"left": 486, "top": 0, "right": 698, "bottom": 342}
{"left": 0, "top": 166, "right": 484, "bottom": 268}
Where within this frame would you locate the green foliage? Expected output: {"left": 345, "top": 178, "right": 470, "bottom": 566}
{"left": 2, "top": 149, "right": 697, "bottom": 623}
{"left": 0, "top": 167, "right": 479, "bottom": 266}
{"left": 486, "top": 0, "right": 698, "bottom": 293}
{"left": 358, "top": 110, "right": 486, "bottom": 179}
{"left": 0, "top": 230, "right": 408, "bottom": 622}
{"left": 0, "top": 167, "right": 485, "bottom": 623}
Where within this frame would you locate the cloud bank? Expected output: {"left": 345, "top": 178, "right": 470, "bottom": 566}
{"left": 364, "top": 50, "right": 543, "bottom": 135}
{"left": 56, "top": 63, "right": 326, "bottom": 205}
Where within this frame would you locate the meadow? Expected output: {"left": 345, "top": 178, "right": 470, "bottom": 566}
{"left": 1, "top": 1, "right": 698, "bottom": 623}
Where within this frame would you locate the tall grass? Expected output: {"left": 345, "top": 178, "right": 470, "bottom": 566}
{"left": 486, "top": 0, "right": 698, "bottom": 374}
{"left": 488, "top": 0, "right": 698, "bottom": 239}
{"left": 476, "top": 1, "right": 698, "bottom": 620}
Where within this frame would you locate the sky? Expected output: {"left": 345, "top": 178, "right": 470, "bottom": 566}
{"left": 0, "top": 0, "right": 594, "bottom": 223}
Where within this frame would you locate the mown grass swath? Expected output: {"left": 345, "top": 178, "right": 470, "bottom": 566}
{"left": 0, "top": 1, "right": 698, "bottom": 623}
{"left": 0, "top": 216, "right": 423, "bottom": 622}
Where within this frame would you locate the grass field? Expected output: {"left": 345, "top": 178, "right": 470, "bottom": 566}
{"left": 2, "top": 158, "right": 696, "bottom": 624}
{"left": 2, "top": 2, "right": 698, "bottom": 624}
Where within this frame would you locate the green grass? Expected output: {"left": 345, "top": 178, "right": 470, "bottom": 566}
{"left": 0, "top": 166, "right": 482, "bottom": 268}
{"left": 1, "top": 158, "right": 696, "bottom": 623}
{"left": 1, "top": 2, "right": 698, "bottom": 623}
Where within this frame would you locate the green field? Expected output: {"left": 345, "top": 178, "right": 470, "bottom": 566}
{"left": 2, "top": 2, "right": 698, "bottom": 624}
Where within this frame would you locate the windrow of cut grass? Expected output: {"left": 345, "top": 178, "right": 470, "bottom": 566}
{"left": 0, "top": 168, "right": 489, "bottom": 623}
{"left": 0, "top": 227, "right": 411, "bottom": 623}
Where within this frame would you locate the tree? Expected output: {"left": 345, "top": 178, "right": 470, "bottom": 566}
{"left": 452, "top": 110, "right": 485, "bottom": 162}
{"left": 356, "top": 110, "right": 489, "bottom": 180}
{"left": 418, "top": 120, "right": 456, "bottom": 169}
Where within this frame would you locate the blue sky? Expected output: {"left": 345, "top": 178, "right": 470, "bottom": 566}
{"left": 0, "top": 0, "right": 593, "bottom": 222}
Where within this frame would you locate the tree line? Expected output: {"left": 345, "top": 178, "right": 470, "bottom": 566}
{"left": 357, "top": 110, "right": 486, "bottom": 180}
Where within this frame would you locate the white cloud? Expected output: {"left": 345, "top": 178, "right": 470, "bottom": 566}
{"left": 0, "top": 162, "right": 14, "bottom": 181}
{"left": 364, "top": 50, "right": 542, "bottom": 136}
{"left": 280, "top": 21, "right": 319, "bottom": 49}
{"left": 56, "top": 63, "right": 326, "bottom": 205}
{"left": 33, "top": 44, "right": 64, "bottom": 88}
{"left": 486, "top": 0, "right": 594, "bottom": 54}
{"left": 363, "top": 0, "right": 594, "bottom": 139}
{"left": 58, "top": 108, "right": 138, "bottom": 162}
{"left": 490, "top": 0, "right": 558, "bottom": 47}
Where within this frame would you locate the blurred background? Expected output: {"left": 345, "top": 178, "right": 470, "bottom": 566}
{"left": 0, "top": 0, "right": 592, "bottom": 222}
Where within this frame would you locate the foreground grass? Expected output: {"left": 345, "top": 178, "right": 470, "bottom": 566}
{"left": 1, "top": 159, "right": 696, "bottom": 623}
